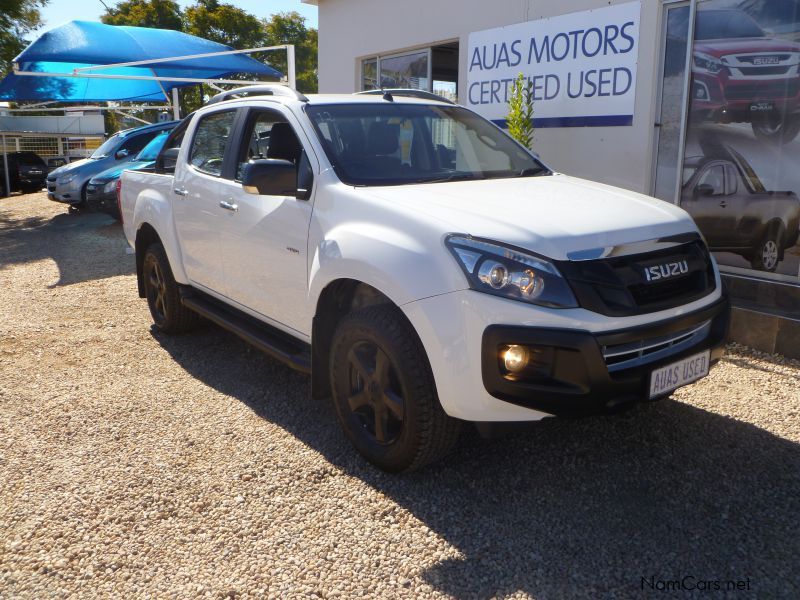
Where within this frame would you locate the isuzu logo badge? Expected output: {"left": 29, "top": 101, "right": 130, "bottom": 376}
{"left": 644, "top": 260, "right": 689, "bottom": 282}
{"left": 752, "top": 56, "right": 780, "bottom": 65}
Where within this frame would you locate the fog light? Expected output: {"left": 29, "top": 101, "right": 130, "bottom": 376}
{"left": 502, "top": 344, "right": 529, "bottom": 373}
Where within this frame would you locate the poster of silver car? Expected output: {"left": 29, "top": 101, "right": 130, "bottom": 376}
{"left": 649, "top": 350, "right": 710, "bottom": 399}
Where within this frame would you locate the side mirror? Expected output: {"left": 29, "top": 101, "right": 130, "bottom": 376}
{"left": 158, "top": 147, "right": 180, "bottom": 173}
{"left": 242, "top": 159, "right": 297, "bottom": 196}
{"left": 115, "top": 149, "right": 129, "bottom": 160}
{"left": 695, "top": 183, "right": 715, "bottom": 197}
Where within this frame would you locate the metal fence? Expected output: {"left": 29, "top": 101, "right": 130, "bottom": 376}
{"left": 0, "top": 134, "right": 104, "bottom": 160}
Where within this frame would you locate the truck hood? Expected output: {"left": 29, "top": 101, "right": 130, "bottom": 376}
{"left": 364, "top": 174, "right": 698, "bottom": 261}
{"left": 694, "top": 37, "right": 800, "bottom": 58}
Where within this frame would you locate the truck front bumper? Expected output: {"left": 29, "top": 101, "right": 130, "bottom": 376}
{"left": 402, "top": 286, "right": 729, "bottom": 422}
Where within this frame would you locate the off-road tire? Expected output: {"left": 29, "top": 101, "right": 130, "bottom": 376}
{"left": 330, "top": 305, "right": 462, "bottom": 473}
{"left": 142, "top": 242, "right": 202, "bottom": 333}
{"left": 751, "top": 112, "right": 800, "bottom": 145}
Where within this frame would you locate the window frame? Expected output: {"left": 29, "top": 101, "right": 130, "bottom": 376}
{"left": 233, "top": 107, "right": 298, "bottom": 183}
{"left": 187, "top": 108, "right": 240, "bottom": 178}
{"left": 360, "top": 47, "right": 433, "bottom": 92}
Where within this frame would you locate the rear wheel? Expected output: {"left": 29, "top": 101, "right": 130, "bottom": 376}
{"left": 330, "top": 305, "right": 461, "bottom": 472}
{"left": 142, "top": 243, "right": 201, "bottom": 333}
{"left": 751, "top": 112, "right": 800, "bottom": 145}
{"left": 750, "top": 225, "right": 784, "bottom": 272}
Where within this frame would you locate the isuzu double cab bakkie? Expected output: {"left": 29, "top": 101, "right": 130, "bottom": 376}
{"left": 120, "top": 85, "right": 730, "bottom": 472}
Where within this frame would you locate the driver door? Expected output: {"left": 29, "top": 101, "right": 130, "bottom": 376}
{"left": 686, "top": 163, "right": 733, "bottom": 246}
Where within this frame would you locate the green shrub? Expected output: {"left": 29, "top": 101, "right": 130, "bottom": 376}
{"left": 506, "top": 73, "right": 534, "bottom": 150}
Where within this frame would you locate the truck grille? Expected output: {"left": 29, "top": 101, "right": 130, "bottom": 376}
{"left": 724, "top": 80, "right": 800, "bottom": 100}
{"left": 601, "top": 320, "right": 712, "bottom": 372}
{"left": 558, "top": 240, "right": 716, "bottom": 317}
{"left": 738, "top": 66, "right": 792, "bottom": 76}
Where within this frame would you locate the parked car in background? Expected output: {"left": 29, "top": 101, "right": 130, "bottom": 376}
{"left": 0, "top": 151, "right": 47, "bottom": 195}
{"left": 689, "top": 8, "right": 800, "bottom": 144}
{"left": 45, "top": 157, "right": 68, "bottom": 174}
{"left": 86, "top": 127, "right": 176, "bottom": 220}
{"left": 46, "top": 120, "right": 178, "bottom": 209}
{"left": 681, "top": 149, "right": 800, "bottom": 272}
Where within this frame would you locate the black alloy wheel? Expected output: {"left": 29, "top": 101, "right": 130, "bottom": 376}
{"left": 345, "top": 340, "right": 405, "bottom": 445}
{"left": 330, "top": 305, "right": 462, "bottom": 472}
{"left": 142, "top": 243, "right": 201, "bottom": 333}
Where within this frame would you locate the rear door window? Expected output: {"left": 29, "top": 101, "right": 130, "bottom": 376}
{"left": 189, "top": 111, "right": 237, "bottom": 177}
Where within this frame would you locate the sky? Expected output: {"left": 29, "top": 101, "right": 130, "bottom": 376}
{"left": 38, "top": 0, "right": 318, "bottom": 33}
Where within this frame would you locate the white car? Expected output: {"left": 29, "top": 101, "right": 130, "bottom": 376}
{"left": 120, "top": 86, "right": 730, "bottom": 472}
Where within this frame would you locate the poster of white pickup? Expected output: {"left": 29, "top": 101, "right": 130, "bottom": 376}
{"left": 467, "top": 1, "right": 641, "bottom": 127}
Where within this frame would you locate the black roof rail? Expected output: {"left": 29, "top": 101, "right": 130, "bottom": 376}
{"left": 356, "top": 88, "right": 455, "bottom": 104}
{"left": 207, "top": 84, "right": 309, "bottom": 105}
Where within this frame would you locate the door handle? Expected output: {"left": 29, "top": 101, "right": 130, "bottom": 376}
{"left": 719, "top": 200, "right": 727, "bottom": 207}
{"left": 173, "top": 187, "right": 188, "bottom": 196}
{"left": 219, "top": 200, "right": 238, "bottom": 212}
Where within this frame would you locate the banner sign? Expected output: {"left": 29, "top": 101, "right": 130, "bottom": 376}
{"left": 466, "top": 1, "right": 641, "bottom": 127}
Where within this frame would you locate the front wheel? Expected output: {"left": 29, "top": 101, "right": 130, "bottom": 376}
{"left": 751, "top": 112, "right": 800, "bottom": 145}
{"left": 330, "top": 305, "right": 462, "bottom": 472}
{"left": 749, "top": 226, "right": 784, "bottom": 272}
{"left": 142, "top": 243, "right": 201, "bottom": 333}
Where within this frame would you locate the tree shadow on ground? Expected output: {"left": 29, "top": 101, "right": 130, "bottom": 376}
{"left": 0, "top": 206, "right": 133, "bottom": 286}
{"left": 153, "top": 325, "right": 800, "bottom": 598}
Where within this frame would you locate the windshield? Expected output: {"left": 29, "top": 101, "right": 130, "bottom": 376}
{"left": 90, "top": 133, "right": 122, "bottom": 159}
{"left": 306, "top": 103, "right": 549, "bottom": 186}
{"left": 136, "top": 130, "right": 170, "bottom": 161}
{"left": 16, "top": 152, "right": 45, "bottom": 166}
{"left": 695, "top": 10, "right": 764, "bottom": 40}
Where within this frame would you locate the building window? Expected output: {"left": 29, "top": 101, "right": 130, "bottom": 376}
{"left": 361, "top": 42, "right": 458, "bottom": 102}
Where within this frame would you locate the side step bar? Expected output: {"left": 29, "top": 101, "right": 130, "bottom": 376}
{"left": 180, "top": 289, "right": 311, "bottom": 374}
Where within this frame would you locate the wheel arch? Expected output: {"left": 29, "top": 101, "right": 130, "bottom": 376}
{"left": 311, "top": 278, "right": 410, "bottom": 400}
{"left": 134, "top": 223, "right": 162, "bottom": 298}
{"left": 134, "top": 222, "right": 189, "bottom": 298}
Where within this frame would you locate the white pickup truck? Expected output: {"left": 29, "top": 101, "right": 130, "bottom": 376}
{"left": 121, "top": 85, "right": 730, "bottom": 472}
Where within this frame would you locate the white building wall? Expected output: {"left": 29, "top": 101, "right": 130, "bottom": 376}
{"left": 312, "top": 0, "right": 664, "bottom": 194}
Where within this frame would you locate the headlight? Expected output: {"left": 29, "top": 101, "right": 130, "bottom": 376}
{"left": 57, "top": 174, "right": 77, "bottom": 185}
{"left": 103, "top": 180, "right": 117, "bottom": 194}
{"left": 693, "top": 52, "right": 724, "bottom": 74}
{"left": 446, "top": 235, "right": 578, "bottom": 308}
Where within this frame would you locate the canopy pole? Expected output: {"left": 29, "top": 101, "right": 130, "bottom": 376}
{"left": 15, "top": 71, "right": 270, "bottom": 86}
{"left": 287, "top": 45, "right": 296, "bottom": 90}
{"left": 172, "top": 88, "right": 180, "bottom": 120}
{"left": 2, "top": 135, "right": 10, "bottom": 198}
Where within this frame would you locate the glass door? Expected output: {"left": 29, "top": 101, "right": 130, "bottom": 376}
{"left": 652, "top": 1, "right": 693, "bottom": 202}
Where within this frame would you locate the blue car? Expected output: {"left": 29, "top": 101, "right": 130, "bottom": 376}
{"left": 85, "top": 128, "right": 175, "bottom": 220}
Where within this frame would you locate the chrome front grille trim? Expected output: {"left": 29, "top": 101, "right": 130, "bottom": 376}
{"left": 602, "top": 320, "right": 712, "bottom": 373}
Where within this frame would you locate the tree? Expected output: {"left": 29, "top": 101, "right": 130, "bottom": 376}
{"left": 184, "top": 0, "right": 265, "bottom": 49}
{"left": 263, "top": 11, "right": 318, "bottom": 93}
{"left": 506, "top": 73, "right": 534, "bottom": 150}
{"left": 0, "top": 0, "right": 47, "bottom": 76}
{"left": 100, "top": 0, "right": 183, "bottom": 30}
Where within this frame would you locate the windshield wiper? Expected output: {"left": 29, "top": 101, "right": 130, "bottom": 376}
{"left": 418, "top": 173, "right": 486, "bottom": 184}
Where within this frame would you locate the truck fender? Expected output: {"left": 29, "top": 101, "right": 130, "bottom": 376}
{"left": 133, "top": 190, "right": 190, "bottom": 288}
{"left": 306, "top": 224, "right": 466, "bottom": 315}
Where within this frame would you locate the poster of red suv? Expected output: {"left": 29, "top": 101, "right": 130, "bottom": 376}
{"left": 683, "top": 1, "right": 800, "bottom": 277}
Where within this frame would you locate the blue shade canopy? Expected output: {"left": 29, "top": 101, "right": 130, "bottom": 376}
{"left": 0, "top": 20, "right": 282, "bottom": 102}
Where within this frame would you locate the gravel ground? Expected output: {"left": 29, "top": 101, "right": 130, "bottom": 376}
{"left": 1, "top": 191, "right": 800, "bottom": 599}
